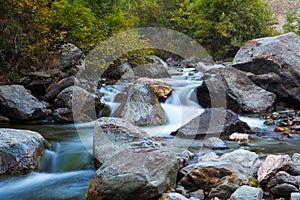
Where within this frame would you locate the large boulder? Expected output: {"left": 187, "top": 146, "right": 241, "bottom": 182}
{"left": 114, "top": 82, "right": 166, "bottom": 126}
{"left": 0, "top": 85, "right": 48, "bottom": 121}
{"left": 18, "top": 43, "right": 84, "bottom": 96}
{"left": 172, "top": 108, "right": 250, "bottom": 138}
{"left": 133, "top": 58, "right": 171, "bottom": 79}
{"left": 0, "top": 128, "right": 48, "bottom": 175}
{"left": 87, "top": 117, "right": 184, "bottom": 200}
{"left": 196, "top": 67, "right": 276, "bottom": 114}
{"left": 232, "top": 32, "right": 300, "bottom": 108}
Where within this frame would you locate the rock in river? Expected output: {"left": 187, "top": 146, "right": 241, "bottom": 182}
{"left": 0, "top": 85, "right": 48, "bottom": 121}
{"left": 172, "top": 108, "right": 250, "bottom": 138}
{"left": 196, "top": 67, "right": 276, "bottom": 114}
{"left": 0, "top": 128, "right": 48, "bottom": 175}
{"left": 114, "top": 82, "right": 166, "bottom": 126}
{"left": 233, "top": 32, "right": 300, "bottom": 108}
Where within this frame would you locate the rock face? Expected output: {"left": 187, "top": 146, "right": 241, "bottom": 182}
{"left": 179, "top": 149, "right": 261, "bottom": 199}
{"left": 232, "top": 32, "right": 300, "bottom": 108}
{"left": 196, "top": 67, "right": 276, "bottom": 114}
{"left": 54, "top": 86, "right": 100, "bottom": 121}
{"left": 257, "top": 155, "right": 292, "bottom": 184}
{"left": 87, "top": 117, "right": 184, "bottom": 200}
{"left": 0, "top": 128, "right": 47, "bottom": 175}
{"left": 230, "top": 185, "right": 263, "bottom": 200}
{"left": 114, "top": 82, "right": 166, "bottom": 126}
{"left": 0, "top": 85, "right": 48, "bottom": 121}
{"left": 136, "top": 77, "right": 172, "bottom": 102}
{"left": 18, "top": 43, "right": 84, "bottom": 96}
{"left": 173, "top": 108, "right": 250, "bottom": 138}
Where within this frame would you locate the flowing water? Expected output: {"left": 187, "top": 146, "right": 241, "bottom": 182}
{"left": 1, "top": 71, "right": 300, "bottom": 199}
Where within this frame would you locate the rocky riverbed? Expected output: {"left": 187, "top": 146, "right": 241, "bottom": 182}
{"left": 0, "top": 32, "right": 300, "bottom": 199}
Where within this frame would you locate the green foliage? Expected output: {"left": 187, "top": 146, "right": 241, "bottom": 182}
{"left": 285, "top": 8, "right": 300, "bottom": 35}
{"left": 172, "top": 0, "right": 274, "bottom": 58}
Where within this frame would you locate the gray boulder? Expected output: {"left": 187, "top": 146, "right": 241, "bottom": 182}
{"left": 172, "top": 108, "right": 250, "bottom": 138}
{"left": 87, "top": 118, "right": 184, "bottom": 200}
{"left": 114, "top": 82, "right": 166, "bottom": 126}
{"left": 202, "top": 137, "right": 228, "bottom": 150}
{"left": 0, "top": 128, "right": 47, "bottom": 175}
{"left": 230, "top": 185, "right": 263, "bottom": 200}
{"left": 257, "top": 154, "right": 292, "bottom": 184}
{"left": 232, "top": 32, "right": 300, "bottom": 108}
{"left": 0, "top": 85, "right": 48, "bottom": 121}
{"left": 291, "top": 192, "right": 300, "bottom": 200}
{"left": 289, "top": 153, "right": 300, "bottom": 175}
{"left": 196, "top": 67, "right": 276, "bottom": 114}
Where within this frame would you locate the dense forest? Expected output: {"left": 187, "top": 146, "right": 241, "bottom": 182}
{"left": 1, "top": 0, "right": 299, "bottom": 82}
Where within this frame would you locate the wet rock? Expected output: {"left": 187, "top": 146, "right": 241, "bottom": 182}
{"left": 136, "top": 77, "right": 172, "bottom": 102}
{"left": 208, "top": 176, "right": 239, "bottom": 199}
{"left": 18, "top": 43, "right": 84, "bottom": 96}
{"left": 289, "top": 153, "right": 300, "bottom": 175}
{"left": 93, "top": 117, "right": 150, "bottom": 166}
{"left": 133, "top": 57, "right": 171, "bottom": 79}
{"left": 230, "top": 185, "right": 263, "bottom": 200}
{"left": 101, "top": 62, "right": 135, "bottom": 85}
{"left": 195, "top": 67, "right": 276, "bottom": 114}
{"left": 0, "top": 128, "right": 48, "bottom": 175}
{"left": 257, "top": 155, "right": 292, "bottom": 184}
{"left": 264, "top": 118, "right": 274, "bottom": 125}
{"left": 271, "top": 112, "right": 281, "bottom": 120}
{"left": 54, "top": 86, "right": 101, "bottom": 120}
{"left": 291, "top": 192, "right": 300, "bottom": 200}
{"left": 198, "top": 152, "right": 219, "bottom": 162}
{"left": 180, "top": 56, "right": 214, "bottom": 68}
{"left": 232, "top": 32, "right": 300, "bottom": 108}
{"left": 266, "top": 171, "right": 300, "bottom": 189}
{"left": 173, "top": 108, "right": 250, "bottom": 138}
{"left": 202, "top": 137, "right": 228, "bottom": 150}
{"left": 44, "top": 76, "right": 79, "bottom": 101}
{"left": 114, "top": 82, "right": 166, "bottom": 126}
{"left": 160, "top": 193, "right": 189, "bottom": 200}
{"left": 0, "top": 85, "right": 48, "bottom": 121}
{"left": 0, "top": 114, "right": 9, "bottom": 123}
{"left": 189, "top": 189, "right": 205, "bottom": 200}
{"left": 175, "top": 185, "right": 187, "bottom": 196}
{"left": 229, "top": 133, "right": 250, "bottom": 142}
{"left": 274, "top": 127, "right": 291, "bottom": 133}
{"left": 181, "top": 150, "right": 195, "bottom": 161}
{"left": 53, "top": 108, "right": 92, "bottom": 123}
{"left": 219, "top": 149, "right": 261, "bottom": 177}
{"left": 195, "top": 62, "right": 225, "bottom": 72}
{"left": 271, "top": 183, "right": 299, "bottom": 196}
{"left": 87, "top": 146, "right": 183, "bottom": 200}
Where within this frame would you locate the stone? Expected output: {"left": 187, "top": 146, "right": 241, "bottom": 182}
{"left": 208, "top": 176, "right": 239, "bottom": 199}
{"left": 54, "top": 86, "right": 101, "bottom": 119}
{"left": 86, "top": 147, "right": 183, "bottom": 200}
{"left": 93, "top": 117, "right": 150, "bottom": 166}
{"left": 271, "top": 112, "right": 281, "bottom": 120}
{"left": 44, "top": 76, "right": 80, "bottom": 101}
{"left": 172, "top": 108, "right": 250, "bottom": 138}
{"left": 0, "top": 85, "right": 48, "bottom": 121}
{"left": 181, "top": 150, "right": 195, "bottom": 161}
{"left": 101, "top": 62, "right": 135, "bottom": 85}
{"left": 271, "top": 183, "right": 299, "bottom": 196}
{"left": 264, "top": 118, "right": 274, "bottom": 125}
{"left": 202, "top": 137, "right": 228, "bottom": 150}
{"left": 291, "top": 192, "right": 300, "bottom": 200}
{"left": 0, "top": 114, "right": 9, "bottom": 123}
{"left": 229, "top": 133, "right": 250, "bottom": 142}
{"left": 189, "top": 189, "right": 205, "bottom": 200}
{"left": 136, "top": 77, "right": 172, "bottom": 102}
{"left": 52, "top": 108, "right": 92, "bottom": 123}
{"left": 198, "top": 152, "right": 219, "bottom": 162}
{"left": 219, "top": 149, "right": 261, "bottom": 177}
{"left": 0, "top": 128, "right": 47, "bottom": 175}
{"left": 114, "top": 82, "right": 166, "bottom": 126}
{"left": 232, "top": 32, "right": 300, "bottom": 108}
{"left": 160, "top": 193, "right": 189, "bottom": 200}
{"left": 195, "top": 67, "right": 276, "bottom": 114}
{"left": 289, "top": 153, "right": 300, "bottom": 175}
{"left": 257, "top": 155, "right": 292, "bottom": 184}
{"left": 230, "top": 185, "right": 263, "bottom": 200}
{"left": 266, "top": 171, "right": 300, "bottom": 189}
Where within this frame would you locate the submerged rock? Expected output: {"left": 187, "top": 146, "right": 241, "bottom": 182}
{"left": 0, "top": 85, "right": 48, "bottom": 121}
{"left": 232, "top": 32, "right": 300, "bottom": 108}
{"left": 196, "top": 67, "right": 276, "bottom": 114}
{"left": 172, "top": 108, "right": 250, "bottom": 138}
{"left": 0, "top": 128, "right": 47, "bottom": 175}
{"left": 114, "top": 82, "right": 166, "bottom": 126}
